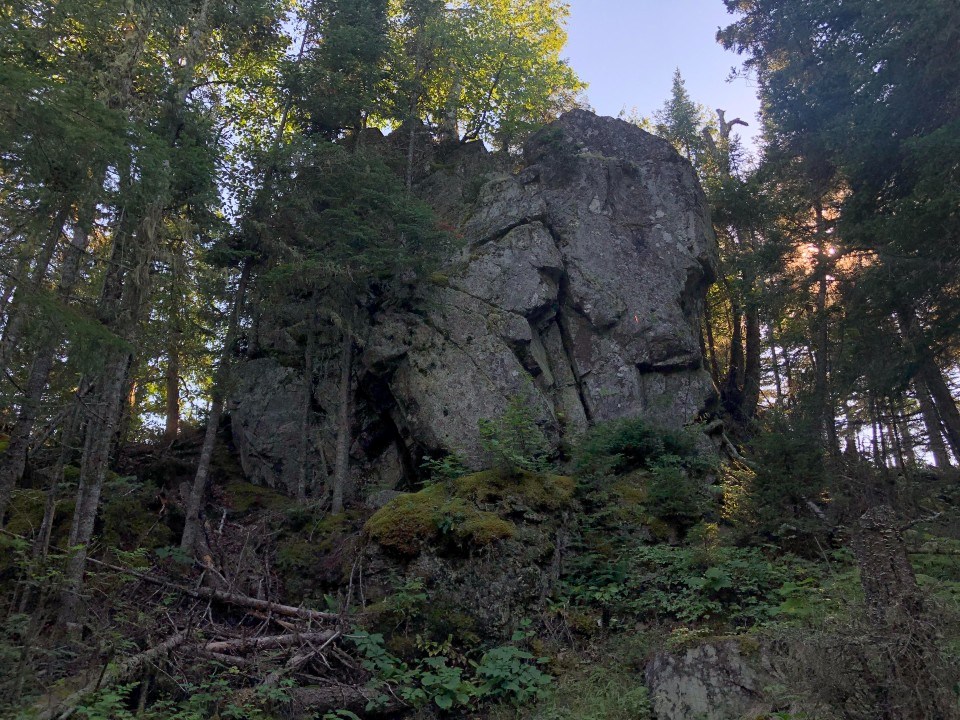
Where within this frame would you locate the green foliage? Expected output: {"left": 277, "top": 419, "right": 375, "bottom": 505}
{"left": 365, "top": 469, "right": 572, "bottom": 556}
{"left": 563, "top": 543, "right": 815, "bottom": 628}
{"left": 653, "top": 68, "right": 716, "bottom": 168}
{"left": 76, "top": 683, "right": 139, "bottom": 720}
{"left": 573, "top": 417, "right": 698, "bottom": 478}
{"left": 323, "top": 712, "right": 361, "bottom": 720}
{"left": 572, "top": 418, "right": 712, "bottom": 535}
{"left": 296, "top": 0, "right": 390, "bottom": 137}
{"left": 473, "top": 644, "right": 552, "bottom": 705}
{"left": 420, "top": 452, "right": 469, "bottom": 484}
{"left": 727, "top": 414, "right": 830, "bottom": 545}
{"left": 351, "top": 628, "right": 551, "bottom": 711}
{"left": 479, "top": 397, "right": 554, "bottom": 474}
{"left": 518, "top": 666, "right": 652, "bottom": 720}
{"left": 645, "top": 460, "right": 710, "bottom": 527}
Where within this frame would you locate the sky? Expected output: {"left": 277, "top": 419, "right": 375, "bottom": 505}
{"left": 563, "top": 0, "right": 762, "bottom": 153}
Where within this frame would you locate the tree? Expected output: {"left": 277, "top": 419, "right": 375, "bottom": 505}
{"left": 653, "top": 69, "right": 713, "bottom": 167}
{"left": 255, "top": 142, "right": 448, "bottom": 513}
{"left": 720, "top": 0, "right": 960, "bottom": 464}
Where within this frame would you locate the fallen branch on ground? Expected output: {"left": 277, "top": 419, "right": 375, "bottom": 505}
{"left": 196, "top": 630, "right": 337, "bottom": 654}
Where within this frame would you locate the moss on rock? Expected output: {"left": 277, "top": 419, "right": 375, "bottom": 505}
{"left": 454, "top": 469, "right": 575, "bottom": 511}
{"left": 365, "top": 469, "right": 570, "bottom": 557}
{"left": 224, "top": 481, "right": 292, "bottom": 514}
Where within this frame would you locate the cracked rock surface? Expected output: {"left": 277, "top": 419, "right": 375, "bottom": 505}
{"left": 231, "top": 110, "right": 719, "bottom": 492}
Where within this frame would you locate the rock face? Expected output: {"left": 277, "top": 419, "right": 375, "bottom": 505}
{"left": 230, "top": 110, "right": 718, "bottom": 495}
{"left": 645, "top": 640, "right": 776, "bottom": 720}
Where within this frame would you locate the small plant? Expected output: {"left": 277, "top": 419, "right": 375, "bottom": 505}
{"left": 573, "top": 417, "right": 697, "bottom": 478}
{"left": 323, "top": 711, "right": 361, "bottom": 720}
{"left": 478, "top": 397, "right": 553, "bottom": 474}
{"left": 421, "top": 452, "right": 469, "bottom": 483}
{"left": 350, "top": 628, "right": 553, "bottom": 712}
{"left": 473, "top": 644, "right": 552, "bottom": 704}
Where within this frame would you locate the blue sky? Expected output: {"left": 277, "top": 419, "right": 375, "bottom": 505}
{"left": 563, "top": 0, "right": 761, "bottom": 152}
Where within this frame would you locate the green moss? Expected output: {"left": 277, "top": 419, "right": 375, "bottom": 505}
{"left": 365, "top": 484, "right": 446, "bottom": 556}
{"left": 457, "top": 513, "right": 515, "bottom": 545}
{"left": 0, "top": 435, "right": 9, "bottom": 455}
{"left": 101, "top": 486, "right": 173, "bottom": 550}
{"left": 224, "top": 481, "right": 292, "bottom": 514}
{"left": 275, "top": 539, "right": 320, "bottom": 597}
{"left": 454, "top": 469, "right": 575, "bottom": 511}
{"left": 428, "top": 272, "right": 451, "bottom": 287}
{"left": 5, "top": 490, "right": 45, "bottom": 536}
{"left": 363, "top": 473, "right": 559, "bottom": 556}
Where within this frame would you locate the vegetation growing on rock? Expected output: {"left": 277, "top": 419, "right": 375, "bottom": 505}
{"left": 365, "top": 469, "right": 574, "bottom": 557}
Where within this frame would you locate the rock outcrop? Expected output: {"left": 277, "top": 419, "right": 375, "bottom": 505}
{"left": 230, "top": 110, "right": 718, "bottom": 496}
{"left": 645, "top": 640, "right": 778, "bottom": 720}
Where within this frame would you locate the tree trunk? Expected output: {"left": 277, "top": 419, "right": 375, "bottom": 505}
{"left": 58, "top": 350, "right": 130, "bottom": 626}
{"left": 297, "top": 340, "right": 315, "bottom": 501}
{"left": 916, "top": 380, "right": 951, "bottom": 468}
{"left": 918, "top": 357, "right": 960, "bottom": 460}
{"left": 851, "top": 505, "right": 953, "bottom": 719}
{"left": 703, "top": 302, "right": 721, "bottom": 386}
{"left": 895, "top": 398, "right": 917, "bottom": 467}
{"left": 181, "top": 261, "right": 251, "bottom": 553}
{"left": 742, "top": 305, "right": 762, "bottom": 418}
{"left": 164, "top": 336, "right": 181, "bottom": 443}
{"left": 34, "top": 402, "right": 82, "bottom": 561}
{"left": 812, "top": 202, "right": 838, "bottom": 454}
{"left": 332, "top": 329, "right": 353, "bottom": 515}
{"left": 723, "top": 300, "right": 745, "bottom": 415}
{"left": 770, "top": 335, "right": 785, "bottom": 409}
{"left": 0, "top": 349, "right": 57, "bottom": 525}
{"left": 0, "top": 207, "right": 93, "bottom": 526}
{"left": 0, "top": 206, "right": 69, "bottom": 375}
{"left": 843, "top": 403, "right": 860, "bottom": 460}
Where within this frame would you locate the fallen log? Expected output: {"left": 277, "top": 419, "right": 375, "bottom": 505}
{"left": 196, "top": 630, "right": 337, "bottom": 654}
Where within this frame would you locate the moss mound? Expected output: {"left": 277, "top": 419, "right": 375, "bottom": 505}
{"left": 455, "top": 469, "right": 575, "bottom": 511}
{"left": 223, "top": 481, "right": 292, "bottom": 514}
{"left": 365, "top": 470, "right": 572, "bottom": 557}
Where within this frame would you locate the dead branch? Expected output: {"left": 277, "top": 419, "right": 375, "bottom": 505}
{"left": 34, "top": 631, "right": 188, "bottom": 720}
{"left": 195, "top": 630, "right": 337, "bottom": 654}
{"left": 261, "top": 631, "right": 340, "bottom": 688}
{"left": 0, "top": 530, "right": 339, "bottom": 626}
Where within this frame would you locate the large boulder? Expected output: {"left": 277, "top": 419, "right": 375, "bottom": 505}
{"left": 230, "top": 110, "right": 718, "bottom": 494}
{"left": 645, "top": 640, "right": 777, "bottom": 720}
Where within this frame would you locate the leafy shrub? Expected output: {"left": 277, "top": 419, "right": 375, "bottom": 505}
{"left": 473, "top": 644, "right": 552, "bottom": 704}
{"left": 563, "top": 543, "right": 815, "bottom": 627}
{"left": 351, "top": 630, "right": 551, "bottom": 711}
